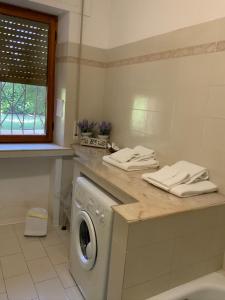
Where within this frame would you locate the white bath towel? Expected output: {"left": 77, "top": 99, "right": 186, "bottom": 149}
{"left": 170, "top": 181, "right": 218, "bottom": 197}
{"left": 142, "top": 161, "right": 209, "bottom": 191}
{"left": 103, "top": 155, "right": 159, "bottom": 171}
{"left": 109, "top": 146, "right": 155, "bottom": 164}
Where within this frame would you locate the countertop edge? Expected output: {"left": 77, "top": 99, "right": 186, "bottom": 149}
{"left": 0, "top": 143, "right": 74, "bottom": 158}
{"left": 73, "top": 145, "right": 225, "bottom": 222}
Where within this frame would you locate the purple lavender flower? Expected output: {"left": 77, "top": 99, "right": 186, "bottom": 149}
{"left": 99, "top": 121, "right": 112, "bottom": 135}
{"left": 77, "top": 119, "right": 96, "bottom": 133}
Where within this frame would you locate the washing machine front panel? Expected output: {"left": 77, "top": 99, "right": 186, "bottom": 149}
{"left": 76, "top": 210, "right": 97, "bottom": 271}
{"left": 70, "top": 176, "right": 118, "bottom": 300}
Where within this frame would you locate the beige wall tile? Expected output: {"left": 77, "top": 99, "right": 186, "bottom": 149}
{"left": 107, "top": 214, "right": 128, "bottom": 300}
{"left": 108, "top": 18, "right": 225, "bottom": 62}
{"left": 127, "top": 216, "right": 175, "bottom": 248}
{"left": 169, "top": 260, "right": 209, "bottom": 289}
{"left": 173, "top": 206, "right": 220, "bottom": 237}
{"left": 207, "top": 86, "right": 225, "bottom": 118}
{"left": 206, "top": 254, "right": 223, "bottom": 272}
{"left": 172, "top": 230, "right": 215, "bottom": 270}
{"left": 122, "top": 273, "right": 170, "bottom": 300}
{"left": 124, "top": 239, "right": 174, "bottom": 288}
{"left": 55, "top": 61, "right": 105, "bottom": 146}
{"left": 0, "top": 266, "right": 5, "bottom": 294}
{"left": 103, "top": 41, "right": 225, "bottom": 196}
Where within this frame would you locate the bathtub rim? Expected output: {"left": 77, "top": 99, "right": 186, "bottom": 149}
{"left": 148, "top": 270, "right": 225, "bottom": 300}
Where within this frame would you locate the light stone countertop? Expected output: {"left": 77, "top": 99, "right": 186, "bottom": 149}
{"left": 74, "top": 145, "right": 225, "bottom": 222}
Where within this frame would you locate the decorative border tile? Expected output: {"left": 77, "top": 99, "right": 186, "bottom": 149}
{"left": 56, "top": 40, "right": 225, "bottom": 69}
{"left": 56, "top": 56, "right": 107, "bottom": 68}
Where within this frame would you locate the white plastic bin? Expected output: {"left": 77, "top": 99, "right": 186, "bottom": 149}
{"left": 24, "top": 208, "right": 48, "bottom": 237}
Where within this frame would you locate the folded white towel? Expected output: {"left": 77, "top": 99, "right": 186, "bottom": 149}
{"left": 109, "top": 148, "right": 136, "bottom": 163}
{"left": 142, "top": 169, "right": 189, "bottom": 191}
{"left": 132, "top": 146, "right": 155, "bottom": 161}
{"left": 170, "top": 181, "right": 218, "bottom": 197}
{"left": 173, "top": 161, "right": 209, "bottom": 184}
{"left": 109, "top": 146, "right": 155, "bottom": 164}
{"left": 103, "top": 155, "right": 159, "bottom": 171}
{"left": 142, "top": 161, "right": 209, "bottom": 191}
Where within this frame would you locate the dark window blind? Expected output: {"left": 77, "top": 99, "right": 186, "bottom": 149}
{"left": 0, "top": 13, "right": 49, "bottom": 86}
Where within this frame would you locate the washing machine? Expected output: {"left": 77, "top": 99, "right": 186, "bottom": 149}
{"left": 69, "top": 176, "right": 118, "bottom": 300}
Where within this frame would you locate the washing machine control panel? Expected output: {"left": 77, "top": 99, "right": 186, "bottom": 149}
{"left": 85, "top": 199, "right": 106, "bottom": 224}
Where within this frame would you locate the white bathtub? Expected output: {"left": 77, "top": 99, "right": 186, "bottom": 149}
{"left": 149, "top": 271, "right": 225, "bottom": 300}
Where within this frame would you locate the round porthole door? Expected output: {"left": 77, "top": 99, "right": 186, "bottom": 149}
{"left": 75, "top": 210, "right": 97, "bottom": 270}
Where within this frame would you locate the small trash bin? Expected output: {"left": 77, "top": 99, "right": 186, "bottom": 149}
{"left": 24, "top": 208, "right": 48, "bottom": 237}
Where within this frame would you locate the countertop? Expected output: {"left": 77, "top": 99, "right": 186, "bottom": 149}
{"left": 0, "top": 143, "right": 74, "bottom": 158}
{"left": 74, "top": 145, "right": 225, "bottom": 222}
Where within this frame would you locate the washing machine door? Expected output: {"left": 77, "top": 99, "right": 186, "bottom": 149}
{"left": 75, "top": 210, "right": 97, "bottom": 271}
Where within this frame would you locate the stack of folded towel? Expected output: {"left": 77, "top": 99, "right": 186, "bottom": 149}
{"left": 142, "top": 161, "right": 218, "bottom": 197}
{"left": 103, "top": 145, "right": 159, "bottom": 171}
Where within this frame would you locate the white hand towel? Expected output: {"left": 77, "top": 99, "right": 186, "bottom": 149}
{"left": 172, "top": 161, "right": 209, "bottom": 184}
{"left": 133, "top": 145, "right": 155, "bottom": 161}
{"left": 109, "top": 148, "right": 135, "bottom": 163}
{"left": 142, "top": 166, "right": 190, "bottom": 191}
{"left": 103, "top": 155, "right": 159, "bottom": 171}
{"left": 142, "top": 161, "right": 208, "bottom": 191}
{"left": 170, "top": 181, "right": 218, "bottom": 197}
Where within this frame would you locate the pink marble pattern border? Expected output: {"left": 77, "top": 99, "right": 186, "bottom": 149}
{"left": 56, "top": 56, "right": 107, "bottom": 68}
{"left": 57, "top": 40, "right": 225, "bottom": 69}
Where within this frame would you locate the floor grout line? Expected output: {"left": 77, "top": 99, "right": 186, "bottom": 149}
{"left": 0, "top": 223, "right": 80, "bottom": 300}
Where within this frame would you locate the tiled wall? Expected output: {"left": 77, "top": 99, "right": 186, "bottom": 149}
{"left": 103, "top": 17, "right": 225, "bottom": 195}
{"left": 55, "top": 42, "right": 106, "bottom": 146}
{"left": 108, "top": 205, "right": 225, "bottom": 300}
{"left": 61, "top": 17, "right": 225, "bottom": 194}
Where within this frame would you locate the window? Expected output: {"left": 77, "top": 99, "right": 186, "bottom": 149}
{"left": 0, "top": 3, "right": 57, "bottom": 142}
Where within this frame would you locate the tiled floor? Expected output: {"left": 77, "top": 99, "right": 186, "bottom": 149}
{"left": 0, "top": 223, "right": 83, "bottom": 300}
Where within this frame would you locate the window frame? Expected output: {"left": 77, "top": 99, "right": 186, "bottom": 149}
{"left": 0, "top": 3, "right": 57, "bottom": 143}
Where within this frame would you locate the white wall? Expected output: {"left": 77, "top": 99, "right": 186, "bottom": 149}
{"left": 1, "top": 0, "right": 110, "bottom": 47}
{"left": 109, "top": 0, "right": 225, "bottom": 47}
{"left": 58, "top": 0, "right": 110, "bottom": 48}
{"left": 0, "top": 159, "right": 51, "bottom": 225}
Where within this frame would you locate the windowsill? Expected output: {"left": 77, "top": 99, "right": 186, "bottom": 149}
{"left": 0, "top": 143, "right": 74, "bottom": 158}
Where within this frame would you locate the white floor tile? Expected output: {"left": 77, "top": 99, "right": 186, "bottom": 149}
{"left": 21, "top": 240, "right": 46, "bottom": 261}
{"left": 14, "top": 223, "right": 39, "bottom": 245}
{"left": 5, "top": 273, "right": 37, "bottom": 300}
{"left": 27, "top": 257, "right": 57, "bottom": 283}
{"left": 47, "top": 223, "right": 58, "bottom": 232}
{"left": 55, "top": 263, "right": 75, "bottom": 288}
{"left": 0, "top": 254, "right": 28, "bottom": 279}
{"left": 0, "top": 293, "right": 8, "bottom": 300}
{"left": 0, "top": 266, "right": 6, "bottom": 294}
{"left": 45, "top": 244, "right": 68, "bottom": 265}
{"left": 0, "top": 225, "right": 16, "bottom": 241}
{"left": 40, "top": 231, "right": 62, "bottom": 248}
{"left": 0, "top": 238, "right": 21, "bottom": 257}
{"left": 57, "top": 229, "right": 70, "bottom": 250}
{"left": 65, "top": 286, "right": 84, "bottom": 300}
{"left": 36, "top": 278, "right": 69, "bottom": 300}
